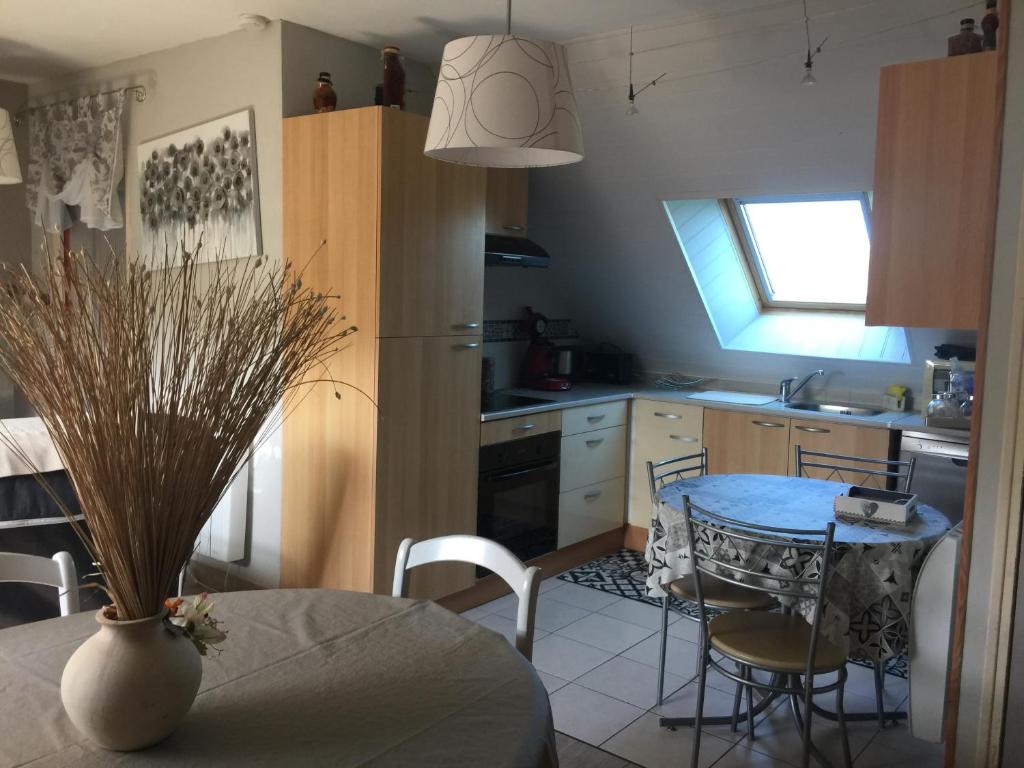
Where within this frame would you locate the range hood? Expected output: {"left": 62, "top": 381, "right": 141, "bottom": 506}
{"left": 485, "top": 234, "right": 551, "bottom": 268}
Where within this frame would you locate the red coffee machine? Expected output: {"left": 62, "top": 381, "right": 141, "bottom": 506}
{"left": 521, "top": 308, "right": 571, "bottom": 391}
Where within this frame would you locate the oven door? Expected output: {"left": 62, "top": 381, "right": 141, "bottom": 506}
{"left": 477, "top": 457, "right": 559, "bottom": 567}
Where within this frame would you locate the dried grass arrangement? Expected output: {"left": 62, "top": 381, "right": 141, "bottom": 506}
{"left": 0, "top": 240, "right": 352, "bottom": 620}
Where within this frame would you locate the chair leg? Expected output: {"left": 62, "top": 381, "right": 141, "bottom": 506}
{"left": 657, "top": 595, "right": 670, "bottom": 705}
{"left": 731, "top": 663, "right": 743, "bottom": 733}
{"left": 801, "top": 674, "right": 814, "bottom": 768}
{"left": 691, "top": 631, "right": 708, "bottom": 768}
{"left": 837, "top": 671, "right": 853, "bottom": 768}
{"left": 745, "top": 665, "right": 755, "bottom": 742}
{"left": 873, "top": 659, "right": 886, "bottom": 728}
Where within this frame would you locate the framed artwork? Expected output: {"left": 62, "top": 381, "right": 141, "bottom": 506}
{"left": 137, "top": 109, "right": 261, "bottom": 266}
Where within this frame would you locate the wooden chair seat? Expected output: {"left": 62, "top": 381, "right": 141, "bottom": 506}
{"left": 708, "top": 610, "right": 847, "bottom": 673}
{"left": 669, "top": 574, "right": 777, "bottom": 611}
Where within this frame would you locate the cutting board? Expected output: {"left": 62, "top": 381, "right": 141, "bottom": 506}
{"left": 686, "top": 391, "right": 778, "bottom": 406}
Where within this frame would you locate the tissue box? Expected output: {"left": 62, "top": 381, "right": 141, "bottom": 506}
{"left": 834, "top": 485, "right": 918, "bottom": 526}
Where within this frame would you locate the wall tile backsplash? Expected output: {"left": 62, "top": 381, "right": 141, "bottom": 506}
{"left": 483, "top": 319, "right": 579, "bottom": 343}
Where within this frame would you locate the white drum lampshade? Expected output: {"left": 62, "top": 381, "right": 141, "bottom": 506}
{"left": 424, "top": 35, "right": 584, "bottom": 168}
{"left": 0, "top": 109, "right": 22, "bottom": 184}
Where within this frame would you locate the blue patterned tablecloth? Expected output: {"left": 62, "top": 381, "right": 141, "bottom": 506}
{"left": 646, "top": 474, "right": 951, "bottom": 662}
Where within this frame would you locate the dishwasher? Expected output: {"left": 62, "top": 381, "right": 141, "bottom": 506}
{"left": 899, "top": 430, "right": 969, "bottom": 524}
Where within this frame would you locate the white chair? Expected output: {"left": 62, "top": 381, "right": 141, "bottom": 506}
{"left": 0, "top": 551, "right": 80, "bottom": 617}
{"left": 393, "top": 535, "right": 541, "bottom": 660}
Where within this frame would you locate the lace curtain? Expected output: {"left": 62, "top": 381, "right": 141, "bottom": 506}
{"left": 25, "top": 90, "right": 126, "bottom": 232}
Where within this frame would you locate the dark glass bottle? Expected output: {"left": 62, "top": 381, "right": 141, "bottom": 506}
{"left": 313, "top": 72, "right": 337, "bottom": 113}
{"left": 948, "top": 18, "right": 983, "bottom": 56}
{"left": 982, "top": 0, "right": 999, "bottom": 51}
{"left": 382, "top": 47, "right": 405, "bottom": 110}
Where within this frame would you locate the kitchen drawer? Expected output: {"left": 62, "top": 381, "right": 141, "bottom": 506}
{"left": 634, "top": 399, "right": 703, "bottom": 444}
{"left": 560, "top": 425, "right": 626, "bottom": 492}
{"left": 561, "top": 400, "right": 628, "bottom": 436}
{"left": 480, "top": 410, "right": 561, "bottom": 447}
{"left": 558, "top": 477, "right": 625, "bottom": 548}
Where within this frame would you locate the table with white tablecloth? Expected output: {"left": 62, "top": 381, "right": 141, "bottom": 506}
{"left": 0, "top": 588, "right": 557, "bottom": 767}
{"left": 645, "top": 473, "right": 951, "bottom": 662}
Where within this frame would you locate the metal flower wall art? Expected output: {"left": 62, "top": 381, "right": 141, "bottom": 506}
{"left": 138, "top": 110, "right": 261, "bottom": 266}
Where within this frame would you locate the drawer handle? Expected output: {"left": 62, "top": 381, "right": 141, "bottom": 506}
{"left": 586, "top": 414, "right": 606, "bottom": 424}
{"left": 795, "top": 425, "right": 831, "bottom": 434}
{"left": 453, "top": 322, "right": 481, "bottom": 329}
{"left": 586, "top": 438, "right": 605, "bottom": 448}
{"left": 453, "top": 342, "right": 480, "bottom": 349}
{"left": 584, "top": 491, "right": 602, "bottom": 501}
{"left": 654, "top": 412, "right": 681, "bottom": 420}
{"left": 670, "top": 435, "right": 698, "bottom": 442}
{"left": 752, "top": 420, "right": 786, "bottom": 429}
{"left": 515, "top": 423, "right": 536, "bottom": 431}
{"left": 502, "top": 224, "right": 525, "bottom": 232}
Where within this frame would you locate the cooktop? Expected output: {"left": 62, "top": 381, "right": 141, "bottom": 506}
{"left": 481, "top": 392, "right": 554, "bottom": 413}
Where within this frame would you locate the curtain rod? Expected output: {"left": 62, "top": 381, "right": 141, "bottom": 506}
{"left": 13, "top": 85, "right": 147, "bottom": 126}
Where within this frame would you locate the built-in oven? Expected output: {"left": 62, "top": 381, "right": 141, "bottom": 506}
{"left": 477, "top": 431, "right": 560, "bottom": 572}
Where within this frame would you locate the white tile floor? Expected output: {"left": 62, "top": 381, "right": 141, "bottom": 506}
{"left": 462, "top": 573, "right": 944, "bottom": 768}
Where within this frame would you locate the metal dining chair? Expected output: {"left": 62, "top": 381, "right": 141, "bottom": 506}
{"left": 647, "top": 449, "right": 776, "bottom": 705}
{"left": 0, "top": 551, "right": 79, "bottom": 618}
{"left": 794, "top": 444, "right": 917, "bottom": 726}
{"left": 681, "top": 496, "right": 851, "bottom": 768}
{"left": 393, "top": 534, "right": 541, "bottom": 660}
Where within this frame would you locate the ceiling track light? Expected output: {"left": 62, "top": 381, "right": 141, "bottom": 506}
{"left": 801, "top": 0, "right": 828, "bottom": 86}
{"left": 626, "top": 26, "right": 667, "bottom": 116}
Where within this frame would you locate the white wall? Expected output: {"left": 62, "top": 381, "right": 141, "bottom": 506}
{"left": 526, "top": 1, "right": 981, "bottom": 404}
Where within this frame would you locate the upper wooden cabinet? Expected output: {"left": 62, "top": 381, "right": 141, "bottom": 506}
{"left": 702, "top": 409, "right": 790, "bottom": 476}
{"left": 866, "top": 52, "right": 1003, "bottom": 329}
{"left": 485, "top": 168, "right": 529, "bottom": 237}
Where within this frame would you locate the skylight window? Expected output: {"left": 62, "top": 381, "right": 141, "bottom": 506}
{"left": 732, "top": 194, "right": 872, "bottom": 309}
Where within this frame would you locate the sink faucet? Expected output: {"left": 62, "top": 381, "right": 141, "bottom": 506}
{"left": 779, "top": 369, "right": 824, "bottom": 403}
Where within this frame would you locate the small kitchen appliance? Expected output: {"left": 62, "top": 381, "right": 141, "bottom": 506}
{"left": 582, "top": 345, "right": 634, "bottom": 385}
{"left": 521, "top": 308, "right": 571, "bottom": 391}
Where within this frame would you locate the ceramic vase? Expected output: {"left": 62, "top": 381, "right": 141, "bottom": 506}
{"left": 61, "top": 609, "right": 202, "bottom": 751}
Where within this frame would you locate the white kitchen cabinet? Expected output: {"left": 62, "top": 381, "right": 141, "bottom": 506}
{"left": 560, "top": 426, "right": 627, "bottom": 492}
{"left": 560, "top": 400, "right": 628, "bottom": 436}
{"left": 558, "top": 478, "right": 626, "bottom": 548}
{"left": 627, "top": 399, "right": 704, "bottom": 528}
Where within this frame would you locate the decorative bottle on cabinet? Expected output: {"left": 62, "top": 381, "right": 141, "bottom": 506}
{"left": 313, "top": 72, "right": 337, "bottom": 113}
{"left": 382, "top": 47, "right": 405, "bottom": 109}
{"left": 982, "top": 0, "right": 999, "bottom": 51}
{"left": 948, "top": 18, "right": 983, "bottom": 56}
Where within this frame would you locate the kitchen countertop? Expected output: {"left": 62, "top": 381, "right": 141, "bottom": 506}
{"left": 481, "top": 383, "right": 962, "bottom": 434}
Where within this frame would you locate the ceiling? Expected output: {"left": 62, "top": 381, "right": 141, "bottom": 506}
{"left": 0, "top": 0, "right": 743, "bottom": 83}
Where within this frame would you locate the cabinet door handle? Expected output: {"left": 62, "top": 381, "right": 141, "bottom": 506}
{"left": 752, "top": 420, "right": 786, "bottom": 429}
{"left": 584, "top": 491, "right": 602, "bottom": 501}
{"left": 654, "top": 412, "right": 681, "bottom": 420}
{"left": 586, "top": 438, "right": 605, "bottom": 448}
{"left": 515, "top": 423, "right": 536, "bottom": 431}
{"left": 586, "top": 414, "right": 606, "bottom": 424}
{"left": 502, "top": 224, "right": 525, "bottom": 232}
{"left": 453, "top": 342, "right": 480, "bottom": 349}
{"left": 453, "top": 322, "right": 481, "bottom": 329}
{"left": 670, "top": 435, "right": 698, "bottom": 442}
{"left": 795, "top": 425, "right": 831, "bottom": 434}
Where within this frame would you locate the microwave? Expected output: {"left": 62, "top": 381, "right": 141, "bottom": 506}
{"left": 922, "top": 358, "right": 975, "bottom": 421}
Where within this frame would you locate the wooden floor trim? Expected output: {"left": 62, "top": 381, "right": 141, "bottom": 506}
{"left": 623, "top": 524, "right": 647, "bottom": 552}
{"left": 437, "top": 527, "right": 626, "bottom": 614}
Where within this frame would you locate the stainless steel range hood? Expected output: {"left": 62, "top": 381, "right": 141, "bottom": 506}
{"left": 485, "top": 234, "right": 551, "bottom": 268}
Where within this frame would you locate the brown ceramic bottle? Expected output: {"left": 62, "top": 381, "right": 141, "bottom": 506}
{"left": 313, "top": 72, "right": 337, "bottom": 113}
{"left": 948, "top": 18, "right": 983, "bottom": 56}
{"left": 382, "top": 47, "right": 405, "bottom": 110}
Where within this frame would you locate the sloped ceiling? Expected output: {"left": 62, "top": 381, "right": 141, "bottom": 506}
{"left": 525, "top": 0, "right": 981, "bottom": 397}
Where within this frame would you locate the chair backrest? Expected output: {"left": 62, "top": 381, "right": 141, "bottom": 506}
{"left": 0, "top": 551, "right": 79, "bottom": 616}
{"left": 647, "top": 448, "right": 708, "bottom": 504}
{"left": 680, "top": 496, "right": 835, "bottom": 681}
{"left": 393, "top": 535, "right": 541, "bottom": 660}
{"left": 794, "top": 445, "right": 916, "bottom": 493}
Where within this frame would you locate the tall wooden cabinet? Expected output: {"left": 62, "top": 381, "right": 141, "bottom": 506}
{"left": 866, "top": 52, "right": 1002, "bottom": 329}
{"left": 280, "top": 107, "right": 486, "bottom": 599}
{"left": 485, "top": 168, "right": 529, "bottom": 236}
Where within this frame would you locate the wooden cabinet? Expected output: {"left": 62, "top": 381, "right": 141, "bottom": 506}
{"left": 787, "top": 419, "right": 894, "bottom": 483}
{"left": 866, "top": 52, "right": 1002, "bottom": 329}
{"left": 480, "top": 410, "right": 561, "bottom": 447}
{"left": 281, "top": 107, "right": 486, "bottom": 600}
{"left": 627, "top": 399, "right": 704, "bottom": 527}
{"left": 485, "top": 168, "right": 529, "bottom": 236}
{"left": 702, "top": 409, "right": 790, "bottom": 476}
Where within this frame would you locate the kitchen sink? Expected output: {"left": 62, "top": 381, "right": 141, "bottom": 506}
{"left": 784, "top": 402, "right": 884, "bottom": 417}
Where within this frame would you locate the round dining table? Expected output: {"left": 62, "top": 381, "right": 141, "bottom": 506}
{"left": 645, "top": 473, "right": 951, "bottom": 662}
{"left": 0, "top": 588, "right": 557, "bottom": 768}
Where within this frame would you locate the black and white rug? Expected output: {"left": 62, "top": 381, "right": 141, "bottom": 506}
{"left": 558, "top": 549, "right": 908, "bottom": 679}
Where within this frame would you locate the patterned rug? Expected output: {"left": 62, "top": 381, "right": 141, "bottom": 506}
{"left": 557, "top": 549, "right": 908, "bottom": 679}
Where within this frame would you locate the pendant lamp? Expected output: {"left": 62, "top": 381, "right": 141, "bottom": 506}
{"left": 424, "top": 0, "right": 584, "bottom": 167}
